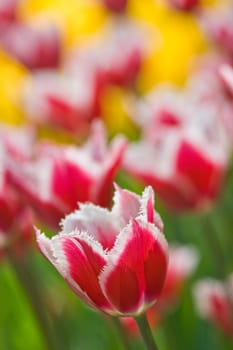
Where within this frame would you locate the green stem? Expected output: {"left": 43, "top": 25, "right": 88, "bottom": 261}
{"left": 135, "top": 313, "right": 159, "bottom": 350}
{"left": 7, "top": 251, "right": 59, "bottom": 350}
{"left": 202, "top": 215, "right": 227, "bottom": 279}
{"left": 111, "top": 318, "right": 132, "bottom": 350}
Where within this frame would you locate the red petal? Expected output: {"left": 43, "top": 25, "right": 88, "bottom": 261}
{"left": 177, "top": 140, "right": 224, "bottom": 200}
{"left": 94, "top": 137, "right": 127, "bottom": 207}
{"left": 133, "top": 220, "right": 168, "bottom": 304}
{"left": 62, "top": 236, "right": 110, "bottom": 310}
{"left": 101, "top": 220, "right": 168, "bottom": 314}
{"left": 52, "top": 159, "right": 94, "bottom": 210}
{"left": 102, "top": 262, "right": 140, "bottom": 314}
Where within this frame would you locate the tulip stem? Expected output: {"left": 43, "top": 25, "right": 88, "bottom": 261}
{"left": 202, "top": 215, "right": 227, "bottom": 279}
{"left": 7, "top": 251, "right": 59, "bottom": 350}
{"left": 111, "top": 318, "right": 132, "bottom": 350}
{"left": 135, "top": 313, "right": 159, "bottom": 350}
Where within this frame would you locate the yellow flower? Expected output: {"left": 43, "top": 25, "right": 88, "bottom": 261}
{"left": 129, "top": 0, "right": 207, "bottom": 90}
{"left": 0, "top": 51, "right": 28, "bottom": 124}
{"left": 19, "top": 0, "right": 107, "bottom": 49}
{"left": 101, "top": 86, "right": 139, "bottom": 138}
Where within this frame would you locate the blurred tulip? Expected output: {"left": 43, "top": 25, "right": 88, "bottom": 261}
{"left": 101, "top": 0, "right": 127, "bottom": 13}
{"left": 168, "top": 0, "right": 199, "bottom": 11}
{"left": 194, "top": 277, "right": 233, "bottom": 338}
{"left": 158, "top": 245, "right": 198, "bottom": 308}
{"left": 0, "top": 0, "right": 18, "bottom": 31}
{"left": 10, "top": 121, "right": 127, "bottom": 229}
{"left": 124, "top": 87, "right": 229, "bottom": 212}
{"left": 0, "top": 20, "right": 61, "bottom": 69}
{"left": 23, "top": 69, "right": 100, "bottom": 134}
{"left": 36, "top": 185, "right": 168, "bottom": 316}
{"left": 0, "top": 124, "right": 34, "bottom": 256}
{"left": 200, "top": 6, "right": 233, "bottom": 58}
{"left": 66, "top": 20, "right": 146, "bottom": 89}
{"left": 122, "top": 245, "right": 198, "bottom": 333}
{"left": 98, "top": 20, "right": 145, "bottom": 87}
{"left": 187, "top": 56, "right": 233, "bottom": 144}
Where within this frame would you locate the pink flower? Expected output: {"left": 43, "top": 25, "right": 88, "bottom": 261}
{"left": 0, "top": 125, "right": 34, "bottom": 256}
{"left": 168, "top": 0, "right": 199, "bottom": 11}
{"left": 187, "top": 56, "right": 233, "bottom": 144}
{"left": 22, "top": 63, "right": 103, "bottom": 137}
{"left": 124, "top": 88, "right": 229, "bottom": 212}
{"left": 101, "top": 0, "right": 127, "bottom": 13}
{"left": 98, "top": 21, "right": 145, "bottom": 87}
{"left": 10, "top": 121, "right": 126, "bottom": 229}
{"left": 200, "top": 6, "right": 233, "bottom": 58}
{"left": 36, "top": 185, "right": 168, "bottom": 316}
{"left": 0, "top": 21, "right": 61, "bottom": 69}
{"left": 0, "top": 0, "right": 18, "bottom": 31}
{"left": 23, "top": 69, "right": 99, "bottom": 134}
{"left": 194, "top": 277, "right": 233, "bottom": 338}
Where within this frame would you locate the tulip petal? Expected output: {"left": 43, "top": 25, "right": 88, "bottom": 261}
{"left": 94, "top": 136, "right": 127, "bottom": 207}
{"left": 61, "top": 204, "right": 119, "bottom": 250}
{"left": 177, "top": 140, "right": 223, "bottom": 198}
{"left": 36, "top": 228, "right": 56, "bottom": 265}
{"left": 53, "top": 232, "right": 111, "bottom": 310}
{"left": 139, "top": 186, "right": 163, "bottom": 231}
{"left": 52, "top": 158, "right": 94, "bottom": 210}
{"left": 112, "top": 184, "right": 141, "bottom": 224}
{"left": 133, "top": 220, "right": 168, "bottom": 304}
{"left": 100, "top": 219, "right": 168, "bottom": 315}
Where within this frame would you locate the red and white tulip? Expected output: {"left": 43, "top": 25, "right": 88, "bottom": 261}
{"left": 10, "top": 121, "right": 126, "bottom": 229}
{"left": 0, "top": 20, "right": 61, "bottom": 69}
{"left": 200, "top": 6, "right": 233, "bottom": 59}
{"left": 36, "top": 185, "right": 168, "bottom": 316}
{"left": 124, "top": 87, "right": 229, "bottom": 212}
{"left": 194, "top": 277, "right": 233, "bottom": 338}
{"left": 23, "top": 68, "right": 100, "bottom": 134}
{"left": 0, "top": 125, "right": 34, "bottom": 256}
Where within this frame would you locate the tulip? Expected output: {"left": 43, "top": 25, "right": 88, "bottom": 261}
{"left": 10, "top": 121, "right": 127, "bottom": 229}
{"left": 0, "top": 125, "right": 34, "bottom": 256}
{"left": 23, "top": 69, "right": 100, "bottom": 134}
{"left": 194, "top": 277, "right": 233, "bottom": 338}
{"left": 124, "top": 88, "right": 229, "bottom": 212}
{"left": 200, "top": 7, "right": 233, "bottom": 59}
{"left": 187, "top": 57, "right": 233, "bottom": 145}
{"left": 98, "top": 21, "right": 144, "bottom": 87}
{"left": 0, "top": 21, "right": 61, "bottom": 69}
{"left": 36, "top": 185, "right": 168, "bottom": 316}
